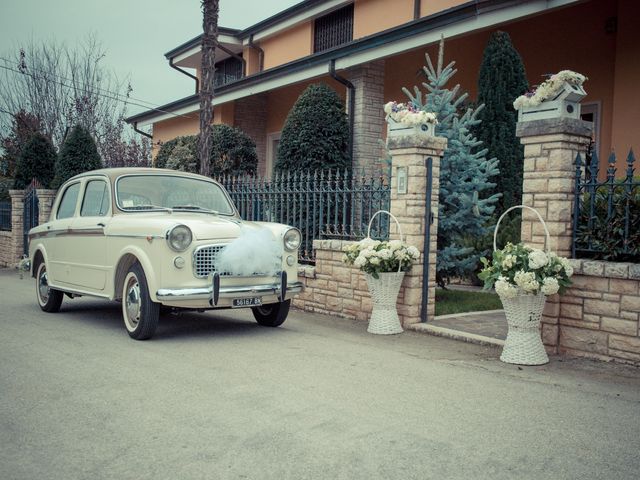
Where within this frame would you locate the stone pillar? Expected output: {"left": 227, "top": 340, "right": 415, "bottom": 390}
{"left": 516, "top": 117, "right": 592, "bottom": 352}
{"left": 347, "top": 60, "right": 386, "bottom": 174}
{"left": 8, "top": 189, "right": 25, "bottom": 266}
{"left": 36, "top": 189, "right": 57, "bottom": 225}
{"left": 387, "top": 133, "right": 446, "bottom": 326}
{"left": 234, "top": 94, "right": 268, "bottom": 175}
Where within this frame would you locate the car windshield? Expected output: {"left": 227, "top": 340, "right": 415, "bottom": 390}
{"left": 116, "top": 174, "right": 235, "bottom": 215}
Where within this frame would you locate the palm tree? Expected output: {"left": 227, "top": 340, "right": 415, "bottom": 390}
{"left": 198, "top": 0, "right": 219, "bottom": 177}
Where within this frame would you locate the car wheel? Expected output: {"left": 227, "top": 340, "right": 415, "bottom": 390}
{"left": 36, "top": 262, "right": 63, "bottom": 313}
{"left": 251, "top": 299, "right": 290, "bottom": 327}
{"left": 122, "top": 263, "right": 159, "bottom": 340}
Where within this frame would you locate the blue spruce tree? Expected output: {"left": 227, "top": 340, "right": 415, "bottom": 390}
{"left": 402, "top": 38, "right": 500, "bottom": 286}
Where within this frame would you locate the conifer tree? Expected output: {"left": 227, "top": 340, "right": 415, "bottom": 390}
{"left": 402, "top": 38, "right": 500, "bottom": 286}
{"left": 275, "top": 83, "right": 349, "bottom": 172}
{"left": 13, "top": 132, "right": 56, "bottom": 189}
{"left": 54, "top": 125, "right": 102, "bottom": 187}
{"left": 476, "top": 31, "right": 528, "bottom": 212}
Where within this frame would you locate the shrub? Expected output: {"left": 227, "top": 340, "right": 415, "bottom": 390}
{"left": 210, "top": 124, "right": 258, "bottom": 175}
{"left": 53, "top": 125, "right": 102, "bottom": 187}
{"left": 156, "top": 126, "right": 257, "bottom": 175}
{"left": 275, "top": 83, "right": 350, "bottom": 172}
{"left": 155, "top": 136, "right": 195, "bottom": 169}
{"left": 574, "top": 183, "right": 640, "bottom": 262}
{"left": 476, "top": 31, "right": 528, "bottom": 214}
{"left": 13, "top": 132, "right": 57, "bottom": 189}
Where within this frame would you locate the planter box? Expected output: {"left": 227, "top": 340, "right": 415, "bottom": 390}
{"left": 518, "top": 82, "right": 587, "bottom": 122}
{"left": 386, "top": 117, "right": 435, "bottom": 139}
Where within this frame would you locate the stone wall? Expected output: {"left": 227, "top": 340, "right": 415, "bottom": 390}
{"left": 518, "top": 116, "right": 640, "bottom": 365}
{"left": 0, "top": 231, "right": 12, "bottom": 267}
{"left": 293, "top": 240, "right": 372, "bottom": 321}
{"left": 550, "top": 260, "right": 640, "bottom": 363}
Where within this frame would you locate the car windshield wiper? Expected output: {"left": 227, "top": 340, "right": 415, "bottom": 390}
{"left": 171, "top": 205, "right": 219, "bottom": 215}
{"left": 125, "top": 204, "right": 173, "bottom": 212}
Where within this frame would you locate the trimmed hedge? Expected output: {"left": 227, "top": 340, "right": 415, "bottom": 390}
{"left": 275, "top": 83, "right": 350, "bottom": 172}
{"left": 13, "top": 132, "right": 57, "bottom": 189}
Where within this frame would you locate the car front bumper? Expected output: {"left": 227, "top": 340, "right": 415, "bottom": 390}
{"left": 156, "top": 281, "right": 304, "bottom": 302}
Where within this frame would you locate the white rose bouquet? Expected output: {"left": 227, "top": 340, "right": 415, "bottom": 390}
{"left": 342, "top": 237, "right": 420, "bottom": 279}
{"left": 478, "top": 242, "right": 573, "bottom": 298}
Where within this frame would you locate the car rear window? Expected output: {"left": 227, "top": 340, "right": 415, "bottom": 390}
{"left": 81, "top": 180, "right": 110, "bottom": 217}
{"left": 57, "top": 183, "right": 81, "bottom": 219}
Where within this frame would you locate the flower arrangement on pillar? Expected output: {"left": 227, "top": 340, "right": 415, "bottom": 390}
{"left": 342, "top": 211, "right": 420, "bottom": 335}
{"left": 384, "top": 101, "right": 438, "bottom": 138}
{"left": 478, "top": 206, "right": 574, "bottom": 365}
{"left": 513, "top": 70, "right": 587, "bottom": 122}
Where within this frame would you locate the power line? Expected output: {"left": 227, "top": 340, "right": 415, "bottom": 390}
{"left": 0, "top": 58, "right": 193, "bottom": 120}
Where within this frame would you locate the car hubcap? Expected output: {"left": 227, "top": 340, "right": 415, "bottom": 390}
{"left": 125, "top": 277, "right": 141, "bottom": 328}
{"left": 38, "top": 268, "right": 50, "bottom": 303}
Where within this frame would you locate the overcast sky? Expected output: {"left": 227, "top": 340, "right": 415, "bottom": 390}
{"left": 0, "top": 0, "right": 300, "bottom": 117}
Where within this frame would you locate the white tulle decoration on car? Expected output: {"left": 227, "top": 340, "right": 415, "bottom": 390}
{"left": 216, "top": 226, "right": 282, "bottom": 277}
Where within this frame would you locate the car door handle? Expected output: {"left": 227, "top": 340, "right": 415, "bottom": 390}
{"left": 97, "top": 222, "right": 106, "bottom": 227}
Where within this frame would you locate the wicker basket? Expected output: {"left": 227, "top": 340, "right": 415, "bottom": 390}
{"left": 365, "top": 210, "right": 405, "bottom": 335}
{"left": 494, "top": 205, "right": 550, "bottom": 365}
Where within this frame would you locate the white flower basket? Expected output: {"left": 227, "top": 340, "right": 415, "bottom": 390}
{"left": 493, "top": 205, "right": 551, "bottom": 365}
{"left": 364, "top": 210, "right": 405, "bottom": 335}
{"left": 386, "top": 116, "right": 435, "bottom": 139}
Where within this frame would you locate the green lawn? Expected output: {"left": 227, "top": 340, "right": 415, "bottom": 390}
{"left": 435, "top": 288, "right": 503, "bottom": 316}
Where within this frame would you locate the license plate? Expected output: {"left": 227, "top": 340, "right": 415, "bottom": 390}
{"left": 232, "top": 297, "right": 262, "bottom": 308}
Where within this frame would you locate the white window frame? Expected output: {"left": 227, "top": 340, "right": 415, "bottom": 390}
{"left": 581, "top": 101, "right": 601, "bottom": 158}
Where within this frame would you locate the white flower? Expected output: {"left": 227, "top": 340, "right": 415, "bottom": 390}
{"left": 528, "top": 249, "right": 548, "bottom": 269}
{"left": 407, "top": 246, "right": 420, "bottom": 259}
{"left": 388, "top": 240, "right": 403, "bottom": 251}
{"left": 514, "top": 270, "right": 539, "bottom": 293}
{"left": 378, "top": 249, "right": 392, "bottom": 260}
{"left": 370, "top": 257, "right": 380, "bottom": 266}
{"left": 495, "top": 278, "right": 518, "bottom": 299}
{"left": 361, "top": 248, "right": 375, "bottom": 258}
{"left": 501, "top": 254, "right": 516, "bottom": 269}
{"left": 353, "top": 255, "right": 366, "bottom": 268}
{"left": 541, "top": 277, "right": 560, "bottom": 296}
{"left": 559, "top": 257, "right": 574, "bottom": 277}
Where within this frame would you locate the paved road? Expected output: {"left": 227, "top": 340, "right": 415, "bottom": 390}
{"left": 1, "top": 268, "right": 639, "bottom": 480}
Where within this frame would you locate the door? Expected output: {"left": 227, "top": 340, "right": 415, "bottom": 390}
{"left": 67, "top": 178, "right": 111, "bottom": 291}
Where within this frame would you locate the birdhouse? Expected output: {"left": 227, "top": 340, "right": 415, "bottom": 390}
{"left": 518, "top": 82, "right": 587, "bottom": 122}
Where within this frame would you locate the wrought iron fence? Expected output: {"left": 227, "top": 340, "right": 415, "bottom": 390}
{"left": 572, "top": 149, "right": 639, "bottom": 262}
{"left": 0, "top": 200, "right": 11, "bottom": 231}
{"left": 216, "top": 169, "right": 391, "bottom": 263}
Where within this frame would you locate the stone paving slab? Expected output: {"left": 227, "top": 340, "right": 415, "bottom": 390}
{"left": 430, "top": 309, "right": 507, "bottom": 340}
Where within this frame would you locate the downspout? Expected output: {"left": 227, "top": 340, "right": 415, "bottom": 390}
{"left": 133, "top": 122, "right": 152, "bottom": 139}
{"left": 169, "top": 57, "right": 200, "bottom": 94}
{"left": 413, "top": 0, "right": 421, "bottom": 20}
{"left": 329, "top": 59, "right": 354, "bottom": 164}
{"left": 248, "top": 34, "right": 264, "bottom": 72}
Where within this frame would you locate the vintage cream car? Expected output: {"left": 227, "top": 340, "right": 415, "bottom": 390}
{"left": 29, "top": 168, "right": 303, "bottom": 340}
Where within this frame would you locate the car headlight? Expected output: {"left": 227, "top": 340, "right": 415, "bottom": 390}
{"left": 283, "top": 228, "right": 301, "bottom": 252}
{"left": 167, "top": 224, "right": 192, "bottom": 252}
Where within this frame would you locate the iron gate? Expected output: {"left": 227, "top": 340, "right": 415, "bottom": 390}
{"left": 23, "top": 180, "right": 40, "bottom": 255}
{"left": 421, "top": 157, "right": 434, "bottom": 322}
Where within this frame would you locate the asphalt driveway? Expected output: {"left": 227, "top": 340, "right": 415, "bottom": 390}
{"left": 1, "top": 268, "right": 639, "bottom": 480}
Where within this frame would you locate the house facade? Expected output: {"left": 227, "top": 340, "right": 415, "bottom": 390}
{"left": 126, "top": 0, "right": 639, "bottom": 177}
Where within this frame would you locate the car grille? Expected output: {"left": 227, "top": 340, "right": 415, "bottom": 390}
{"left": 193, "top": 244, "right": 233, "bottom": 278}
{"left": 192, "top": 244, "right": 281, "bottom": 278}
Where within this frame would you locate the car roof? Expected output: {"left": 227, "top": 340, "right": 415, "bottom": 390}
{"left": 67, "top": 167, "right": 215, "bottom": 184}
